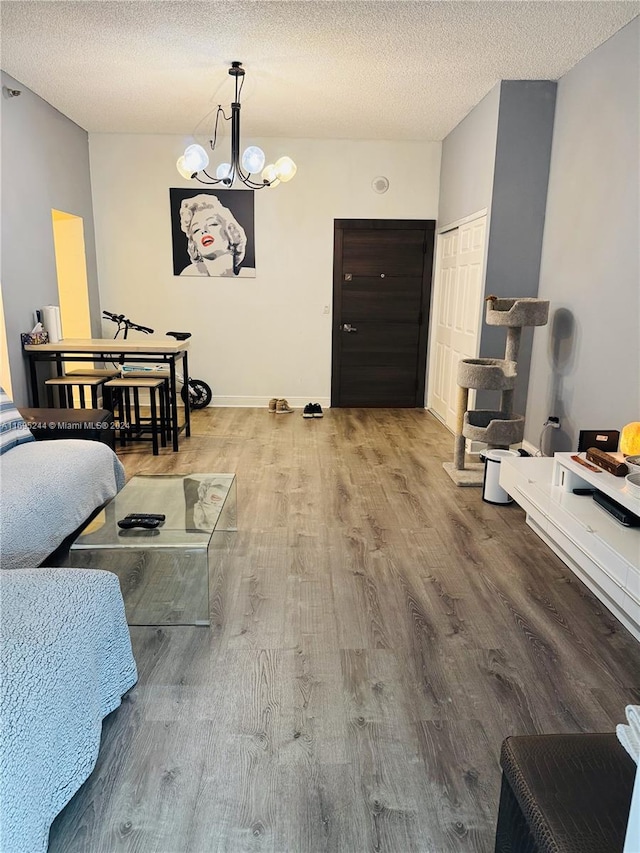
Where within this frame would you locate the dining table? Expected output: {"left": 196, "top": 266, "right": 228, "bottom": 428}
{"left": 23, "top": 338, "right": 191, "bottom": 451}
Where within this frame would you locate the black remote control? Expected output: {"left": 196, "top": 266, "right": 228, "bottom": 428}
{"left": 118, "top": 517, "right": 163, "bottom": 530}
{"left": 573, "top": 488, "right": 596, "bottom": 496}
{"left": 124, "top": 513, "right": 166, "bottom": 521}
{"left": 592, "top": 492, "right": 640, "bottom": 527}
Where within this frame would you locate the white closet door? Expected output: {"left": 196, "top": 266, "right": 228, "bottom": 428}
{"left": 428, "top": 215, "right": 487, "bottom": 431}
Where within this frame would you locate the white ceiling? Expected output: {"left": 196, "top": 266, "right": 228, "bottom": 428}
{"left": 1, "top": 1, "right": 638, "bottom": 141}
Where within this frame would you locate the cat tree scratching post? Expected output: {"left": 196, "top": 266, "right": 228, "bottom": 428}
{"left": 444, "top": 298, "right": 550, "bottom": 487}
{"left": 453, "top": 385, "right": 469, "bottom": 470}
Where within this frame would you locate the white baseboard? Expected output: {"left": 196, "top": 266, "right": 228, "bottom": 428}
{"left": 208, "top": 396, "right": 331, "bottom": 409}
{"left": 426, "top": 408, "right": 452, "bottom": 431}
{"left": 522, "top": 439, "right": 539, "bottom": 457}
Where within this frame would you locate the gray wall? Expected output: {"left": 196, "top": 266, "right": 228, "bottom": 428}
{"left": 1, "top": 71, "right": 100, "bottom": 406}
{"left": 480, "top": 81, "right": 557, "bottom": 415}
{"left": 526, "top": 18, "right": 640, "bottom": 452}
{"left": 437, "top": 80, "right": 557, "bottom": 417}
{"left": 438, "top": 83, "right": 500, "bottom": 227}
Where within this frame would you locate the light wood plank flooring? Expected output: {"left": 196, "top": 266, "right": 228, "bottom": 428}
{"left": 49, "top": 408, "right": 640, "bottom": 852}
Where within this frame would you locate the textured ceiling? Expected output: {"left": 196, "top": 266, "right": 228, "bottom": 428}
{"left": 1, "top": 1, "right": 638, "bottom": 140}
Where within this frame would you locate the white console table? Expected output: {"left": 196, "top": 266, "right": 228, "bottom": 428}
{"left": 499, "top": 453, "right": 640, "bottom": 642}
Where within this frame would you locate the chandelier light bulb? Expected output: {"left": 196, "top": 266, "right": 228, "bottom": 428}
{"left": 242, "top": 146, "right": 266, "bottom": 175}
{"left": 274, "top": 156, "right": 297, "bottom": 183}
{"left": 261, "top": 164, "right": 280, "bottom": 187}
{"left": 176, "top": 156, "right": 194, "bottom": 179}
{"left": 216, "top": 162, "right": 233, "bottom": 181}
{"left": 183, "top": 144, "right": 209, "bottom": 174}
{"left": 178, "top": 63, "right": 294, "bottom": 190}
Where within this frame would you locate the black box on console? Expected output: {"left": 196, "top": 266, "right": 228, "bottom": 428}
{"left": 19, "top": 408, "right": 115, "bottom": 450}
{"left": 577, "top": 429, "right": 619, "bottom": 453}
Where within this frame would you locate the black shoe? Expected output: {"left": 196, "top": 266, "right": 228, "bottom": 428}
{"left": 312, "top": 403, "right": 324, "bottom": 418}
{"left": 303, "top": 403, "right": 315, "bottom": 418}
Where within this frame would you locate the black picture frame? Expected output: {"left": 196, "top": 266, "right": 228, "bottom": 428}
{"left": 170, "top": 187, "right": 255, "bottom": 277}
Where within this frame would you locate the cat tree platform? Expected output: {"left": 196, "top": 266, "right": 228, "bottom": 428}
{"left": 443, "top": 406, "right": 525, "bottom": 488}
{"left": 463, "top": 410, "right": 525, "bottom": 446}
{"left": 485, "top": 298, "right": 550, "bottom": 327}
{"left": 457, "top": 358, "right": 517, "bottom": 391}
{"left": 442, "top": 461, "right": 486, "bottom": 487}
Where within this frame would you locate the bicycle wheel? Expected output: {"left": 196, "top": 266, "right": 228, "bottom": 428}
{"left": 182, "top": 379, "right": 212, "bottom": 410}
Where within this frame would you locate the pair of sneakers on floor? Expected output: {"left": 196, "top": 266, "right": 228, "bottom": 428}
{"left": 303, "top": 403, "right": 323, "bottom": 418}
{"left": 268, "top": 398, "right": 293, "bottom": 414}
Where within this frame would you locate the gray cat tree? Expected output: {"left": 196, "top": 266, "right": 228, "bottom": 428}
{"left": 443, "top": 297, "right": 550, "bottom": 486}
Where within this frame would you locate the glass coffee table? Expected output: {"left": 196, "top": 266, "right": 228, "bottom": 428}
{"left": 69, "top": 473, "right": 236, "bottom": 626}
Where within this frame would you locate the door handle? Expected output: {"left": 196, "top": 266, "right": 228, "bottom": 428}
{"left": 341, "top": 324, "right": 358, "bottom": 333}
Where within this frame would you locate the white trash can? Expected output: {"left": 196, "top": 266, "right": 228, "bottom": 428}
{"left": 482, "top": 449, "right": 520, "bottom": 505}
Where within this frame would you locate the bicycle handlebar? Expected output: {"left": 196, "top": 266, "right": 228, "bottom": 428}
{"left": 131, "top": 322, "right": 154, "bottom": 334}
{"left": 102, "top": 310, "right": 154, "bottom": 335}
{"left": 102, "top": 310, "right": 123, "bottom": 322}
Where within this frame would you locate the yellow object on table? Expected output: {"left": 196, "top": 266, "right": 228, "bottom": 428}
{"left": 620, "top": 422, "right": 640, "bottom": 456}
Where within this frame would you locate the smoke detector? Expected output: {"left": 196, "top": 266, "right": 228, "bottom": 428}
{"left": 371, "top": 176, "right": 389, "bottom": 194}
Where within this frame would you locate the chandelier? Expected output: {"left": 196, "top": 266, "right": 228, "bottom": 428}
{"left": 176, "top": 62, "right": 297, "bottom": 189}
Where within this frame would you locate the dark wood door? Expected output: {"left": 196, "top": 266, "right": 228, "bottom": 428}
{"left": 331, "top": 219, "right": 435, "bottom": 407}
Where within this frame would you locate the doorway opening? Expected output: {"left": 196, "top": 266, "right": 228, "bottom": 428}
{"left": 51, "top": 209, "right": 93, "bottom": 397}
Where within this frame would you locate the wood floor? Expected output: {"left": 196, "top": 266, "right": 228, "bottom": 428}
{"left": 49, "top": 408, "right": 640, "bottom": 853}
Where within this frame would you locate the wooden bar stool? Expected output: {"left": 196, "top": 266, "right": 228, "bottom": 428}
{"left": 104, "top": 377, "right": 168, "bottom": 455}
{"left": 65, "top": 368, "right": 120, "bottom": 379}
{"left": 45, "top": 376, "right": 106, "bottom": 408}
{"left": 119, "top": 370, "right": 173, "bottom": 439}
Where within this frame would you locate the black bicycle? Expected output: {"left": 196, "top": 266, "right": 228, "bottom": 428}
{"left": 102, "top": 311, "right": 213, "bottom": 409}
